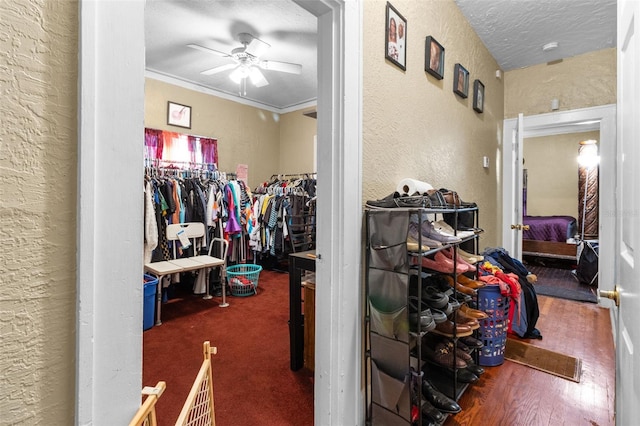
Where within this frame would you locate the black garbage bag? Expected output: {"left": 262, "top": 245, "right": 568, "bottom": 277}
{"left": 576, "top": 241, "right": 599, "bottom": 286}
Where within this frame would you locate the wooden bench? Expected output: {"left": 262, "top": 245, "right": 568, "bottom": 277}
{"left": 144, "top": 223, "right": 228, "bottom": 326}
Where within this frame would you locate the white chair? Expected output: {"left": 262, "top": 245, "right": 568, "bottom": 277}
{"left": 166, "top": 222, "right": 227, "bottom": 300}
{"left": 145, "top": 222, "right": 228, "bottom": 325}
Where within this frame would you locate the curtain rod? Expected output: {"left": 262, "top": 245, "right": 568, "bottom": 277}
{"left": 145, "top": 159, "right": 218, "bottom": 168}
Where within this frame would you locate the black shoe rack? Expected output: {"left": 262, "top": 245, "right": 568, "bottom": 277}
{"left": 364, "top": 205, "right": 481, "bottom": 426}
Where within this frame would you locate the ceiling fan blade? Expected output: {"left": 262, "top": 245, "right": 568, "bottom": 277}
{"left": 249, "top": 67, "right": 269, "bottom": 87}
{"left": 259, "top": 60, "right": 302, "bottom": 75}
{"left": 187, "top": 43, "right": 230, "bottom": 57}
{"left": 245, "top": 37, "right": 270, "bottom": 58}
{"left": 201, "top": 63, "right": 238, "bottom": 76}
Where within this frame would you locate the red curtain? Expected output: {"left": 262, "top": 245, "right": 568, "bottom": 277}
{"left": 145, "top": 128, "right": 217, "bottom": 169}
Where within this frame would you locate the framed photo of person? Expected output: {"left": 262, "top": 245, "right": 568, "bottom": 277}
{"left": 473, "top": 79, "right": 485, "bottom": 113}
{"left": 425, "top": 36, "right": 444, "bottom": 80}
{"left": 453, "top": 63, "right": 469, "bottom": 98}
{"left": 385, "top": 2, "right": 407, "bottom": 71}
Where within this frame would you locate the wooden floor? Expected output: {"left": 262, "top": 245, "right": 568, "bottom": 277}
{"left": 447, "top": 295, "right": 615, "bottom": 426}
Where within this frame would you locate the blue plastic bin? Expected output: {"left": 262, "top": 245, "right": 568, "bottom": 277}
{"left": 143, "top": 274, "right": 159, "bottom": 331}
{"left": 477, "top": 284, "right": 510, "bottom": 366}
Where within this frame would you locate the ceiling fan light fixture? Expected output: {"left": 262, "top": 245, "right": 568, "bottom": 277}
{"left": 249, "top": 67, "right": 263, "bottom": 85}
{"left": 229, "top": 66, "right": 249, "bottom": 84}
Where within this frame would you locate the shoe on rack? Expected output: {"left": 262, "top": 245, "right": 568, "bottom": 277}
{"left": 435, "top": 251, "right": 470, "bottom": 273}
{"left": 439, "top": 188, "right": 477, "bottom": 208}
{"left": 448, "top": 295, "right": 461, "bottom": 311}
{"left": 406, "top": 235, "right": 431, "bottom": 252}
{"left": 421, "top": 400, "right": 445, "bottom": 424}
{"left": 457, "top": 273, "right": 486, "bottom": 289}
{"left": 407, "top": 296, "right": 437, "bottom": 332}
{"left": 441, "top": 340, "right": 473, "bottom": 364}
{"left": 424, "top": 342, "right": 469, "bottom": 369}
{"left": 432, "top": 319, "right": 473, "bottom": 338}
{"left": 424, "top": 274, "right": 453, "bottom": 293}
{"left": 425, "top": 189, "right": 449, "bottom": 208}
{"left": 365, "top": 192, "right": 401, "bottom": 208}
{"left": 466, "top": 361, "right": 485, "bottom": 376}
{"left": 459, "top": 225, "right": 485, "bottom": 234}
{"left": 443, "top": 275, "right": 477, "bottom": 296}
{"left": 410, "top": 215, "right": 463, "bottom": 244}
{"left": 442, "top": 247, "right": 476, "bottom": 271}
{"left": 421, "top": 378, "right": 462, "bottom": 414}
{"left": 459, "top": 303, "right": 489, "bottom": 319}
{"left": 428, "top": 307, "right": 448, "bottom": 324}
{"left": 453, "top": 291, "right": 473, "bottom": 304}
{"left": 433, "top": 220, "right": 475, "bottom": 239}
{"left": 457, "top": 248, "right": 483, "bottom": 264}
{"left": 408, "top": 222, "right": 443, "bottom": 250}
{"left": 366, "top": 192, "right": 433, "bottom": 209}
{"left": 455, "top": 339, "right": 471, "bottom": 353}
{"left": 455, "top": 368, "right": 479, "bottom": 383}
{"left": 417, "top": 254, "right": 466, "bottom": 274}
{"left": 459, "top": 335, "right": 484, "bottom": 349}
{"left": 450, "top": 312, "right": 479, "bottom": 330}
{"left": 422, "top": 286, "right": 450, "bottom": 310}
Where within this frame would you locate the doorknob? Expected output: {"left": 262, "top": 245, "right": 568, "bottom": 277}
{"left": 599, "top": 285, "right": 620, "bottom": 307}
{"left": 511, "top": 224, "right": 530, "bottom": 231}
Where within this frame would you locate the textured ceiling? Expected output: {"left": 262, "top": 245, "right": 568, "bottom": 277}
{"left": 454, "top": 0, "right": 617, "bottom": 71}
{"left": 145, "top": 0, "right": 617, "bottom": 111}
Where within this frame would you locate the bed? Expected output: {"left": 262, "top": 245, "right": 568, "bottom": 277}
{"left": 522, "top": 215, "right": 578, "bottom": 260}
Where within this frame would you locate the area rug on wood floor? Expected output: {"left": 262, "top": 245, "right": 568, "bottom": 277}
{"left": 534, "top": 284, "right": 597, "bottom": 303}
{"left": 505, "top": 338, "right": 582, "bottom": 383}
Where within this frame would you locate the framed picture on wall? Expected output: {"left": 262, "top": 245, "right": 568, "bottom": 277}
{"left": 385, "top": 2, "right": 407, "bottom": 71}
{"left": 167, "top": 101, "right": 192, "bottom": 129}
{"left": 425, "top": 36, "right": 444, "bottom": 79}
{"left": 453, "top": 63, "right": 469, "bottom": 98}
{"left": 473, "top": 80, "right": 485, "bottom": 113}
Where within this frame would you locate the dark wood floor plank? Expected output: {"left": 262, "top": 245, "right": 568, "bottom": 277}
{"left": 446, "top": 295, "right": 615, "bottom": 426}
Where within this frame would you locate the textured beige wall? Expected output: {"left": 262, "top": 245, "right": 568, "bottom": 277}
{"left": 523, "top": 131, "right": 599, "bottom": 218}
{"left": 145, "top": 78, "right": 283, "bottom": 189}
{"left": 363, "top": 0, "right": 504, "bottom": 249}
{"left": 278, "top": 109, "right": 317, "bottom": 175}
{"left": 0, "top": 0, "right": 77, "bottom": 424}
{"left": 505, "top": 48, "right": 616, "bottom": 118}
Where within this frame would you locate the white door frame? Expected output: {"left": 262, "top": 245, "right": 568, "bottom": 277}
{"left": 77, "top": 0, "right": 363, "bottom": 424}
{"left": 502, "top": 104, "right": 616, "bottom": 306}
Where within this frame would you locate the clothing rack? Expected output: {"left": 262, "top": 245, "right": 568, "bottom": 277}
{"left": 145, "top": 159, "right": 239, "bottom": 182}
{"left": 269, "top": 172, "right": 317, "bottom": 181}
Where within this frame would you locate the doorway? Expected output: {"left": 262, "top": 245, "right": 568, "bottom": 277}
{"left": 76, "top": 1, "right": 363, "bottom": 424}
{"left": 521, "top": 130, "right": 600, "bottom": 302}
{"left": 502, "top": 104, "right": 616, "bottom": 308}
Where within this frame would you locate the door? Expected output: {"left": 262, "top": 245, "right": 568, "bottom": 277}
{"left": 612, "top": 0, "right": 640, "bottom": 421}
{"left": 502, "top": 113, "right": 524, "bottom": 258}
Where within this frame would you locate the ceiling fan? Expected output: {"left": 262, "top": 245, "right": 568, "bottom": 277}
{"left": 188, "top": 32, "right": 302, "bottom": 92}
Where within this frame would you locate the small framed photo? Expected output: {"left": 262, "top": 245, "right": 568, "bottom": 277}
{"left": 167, "top": 101, "right": 192, "bottom": 129}
{"left": 473, "top": 80, "right": 485, "bottom": 113}
{"left": 425, "top": 36, "right": 445, "bottom": 80}
{"left": 385, "top": 2, "right": 407, "bottom": 71}
{"left": 453, "top": 64, "right": 469, "bottom": 98}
